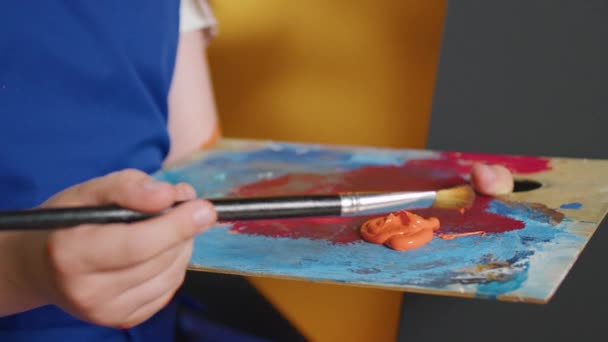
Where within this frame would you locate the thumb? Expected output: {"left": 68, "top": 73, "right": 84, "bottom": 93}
{"left": 470, "top": 163, "right": 514, "bottom": 196}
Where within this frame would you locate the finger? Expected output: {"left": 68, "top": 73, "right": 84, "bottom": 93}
{"left": 109, "top": 241, "right": 192, "bottom": 328}
{"left": 470, "top": 163, "right": 514, "bottom": 196}
{"left": 44, "top": 169, "right": 177, "bottom": 212}
{"left": 119, "top": 285, "right": 178, "bottom": 329}
{"left": 52, "top": 200, "right": 215, "bottom": 272}
{"left": 92, "top": 239, "right": 192, "bottom": 299}
{"left": 78, "top": 242, "right": 192, "bottom": 329}
{"left": 81, "top": 241, "right": 187, "bottom": 297}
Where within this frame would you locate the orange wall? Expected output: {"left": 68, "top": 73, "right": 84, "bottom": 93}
{"left": 207, "top": 1, "right": 446, "bottom": 340}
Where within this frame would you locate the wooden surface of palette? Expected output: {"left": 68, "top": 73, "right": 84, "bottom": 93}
{"left": 155, "top": 139, "right": 608, "bottom": 303}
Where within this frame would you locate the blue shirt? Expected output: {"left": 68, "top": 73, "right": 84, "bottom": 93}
{"left": 0, "top": 1, "right": 179, "bottom": 340}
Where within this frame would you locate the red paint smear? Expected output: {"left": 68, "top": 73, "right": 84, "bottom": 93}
{"left": 229, "top": 154, "right": 546, "bottom": 243}
{"left": 412, "top": 197, "right": 524, "bottom": 234}
{"left": 438, "top": 152, "right": 551, "bottom": 175}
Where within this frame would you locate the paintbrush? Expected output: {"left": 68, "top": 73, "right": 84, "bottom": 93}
{"left": 0, "top": 185, "right": 474, "bottom": 230}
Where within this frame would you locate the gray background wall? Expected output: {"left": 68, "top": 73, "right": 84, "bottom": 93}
{"left": 399, "top": 1, "right": 608, "bottom": 341}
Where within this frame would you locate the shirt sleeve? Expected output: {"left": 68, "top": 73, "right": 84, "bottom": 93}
{"left": 179, "top": 0, "right": 218, "bottom": 39}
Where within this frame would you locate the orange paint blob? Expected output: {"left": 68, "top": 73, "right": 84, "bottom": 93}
{"left": 360, "top": 211, "right": 440, "bottom": 251}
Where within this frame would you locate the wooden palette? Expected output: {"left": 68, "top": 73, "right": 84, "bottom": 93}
{"left": 155, "top": 139, "right": 608, "bottom": 303}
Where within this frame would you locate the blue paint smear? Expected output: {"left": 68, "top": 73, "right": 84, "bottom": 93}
{"left": 190, "top": 219, "right": 581, "bottom": 300}
{"left": 157, "top": 144, "right": 438, "bottom": 197}
{"left": 156, "top": 142, "right": 589, "bottom": 302}
{"left": 560, "top": 202, "right": 583, "bottom": 210}
{"left": 192, "top": 227, "right": 528, "bottom": 293}
{"left": 488, "top": 200, "right": 561, "bottom": 225}
{"left": 476, "top": 264, "right": 529, "bottom": 300}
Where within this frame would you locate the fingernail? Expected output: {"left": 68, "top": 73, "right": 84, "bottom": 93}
{"left": 143, "top": 179, "right": 164, "bottom": 192}
{"left": 193, "top": 204, "right": 215, "bottom": 229}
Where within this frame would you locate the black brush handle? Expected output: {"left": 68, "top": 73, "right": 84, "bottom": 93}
{"left": 0, "top": 195, "right": 343, "bottom": 230}
{"left": 212, "top": 195, "right": 342, "bottom": 221}
{"left": 0, "top": 206, "right": 156, "bottom": 230}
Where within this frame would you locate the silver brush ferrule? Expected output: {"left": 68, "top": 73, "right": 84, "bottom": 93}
{"left": 340, "top": 191, "right": 436, "bottom": 216}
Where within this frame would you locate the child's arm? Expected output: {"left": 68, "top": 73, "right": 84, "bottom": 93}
{"left": 165, "top": 1, "right": 219, "bottom": 166}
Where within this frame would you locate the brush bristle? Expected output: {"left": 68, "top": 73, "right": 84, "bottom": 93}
{"left": 432, "top": 185, "right": 475, "bottom": 209}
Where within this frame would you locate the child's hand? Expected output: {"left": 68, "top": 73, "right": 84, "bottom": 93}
{"left": 25, "top": 169, "right": 216, "bottom": 328}
{"left": 469, "top": 163, "right": 514, "bottom": 196}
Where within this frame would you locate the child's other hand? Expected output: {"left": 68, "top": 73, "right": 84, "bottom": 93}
{"left": 469, "top": 163, "right": 514, "bottom": 196}
{"left": 26, "top": 169, "right": 216, "bottom": 328}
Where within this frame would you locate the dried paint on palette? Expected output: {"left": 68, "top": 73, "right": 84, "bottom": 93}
{"left": 155, "top": 141, "right": 588, "bottom": 302}
{"left": 227, "top": 151, "right": 556, "bottom": 243}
